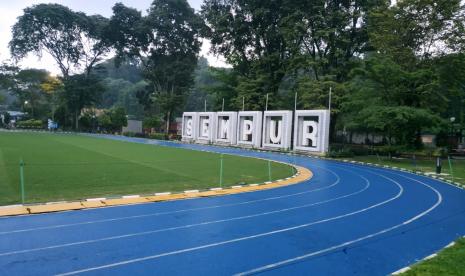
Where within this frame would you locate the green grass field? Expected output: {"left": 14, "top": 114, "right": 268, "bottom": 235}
{"left": 0, "top": 132, "right": 294, "bottom": 205}
{"left": 402, "top": 238, "right": 465, "bottom": 276}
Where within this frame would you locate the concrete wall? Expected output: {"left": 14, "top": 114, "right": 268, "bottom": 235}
{"left": 122, "top": 120, "right": 142, "bottom": 134}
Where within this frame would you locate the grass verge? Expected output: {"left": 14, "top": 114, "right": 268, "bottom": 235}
{"left": 400, "top": 238, "right": 465, "bottom": 276}
{"left": 335, "top": 155, "right": 465, "bottom": 187}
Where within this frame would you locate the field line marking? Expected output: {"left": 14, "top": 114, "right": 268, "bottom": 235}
{"left": 0, "top": 165, "right": 338, "bottom": 235}
{"left": 55, "top": 169, "right": 403, "bottom": 275}
{"left": 0, "top": 167, "right": 368, "bottom": 257}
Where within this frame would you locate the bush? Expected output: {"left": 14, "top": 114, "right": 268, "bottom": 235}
{"left": 16, "top": 119, "right": 44, "bottom": 129}
{"left": 168, "top": 134, "right": 181, "bottom": 140}
{"left": 376, "top": 145, "right": 405, "bottom": 157}
{"left": 122, "top": 131, "right": 136, "bottom": 137}
{"left": 327, "top": 148, "right": 354, "bottom": 158}
{"left": 149, "top": 133, "right": 168, "bottom": 140}
{"left": 134, "top": 133, "right": 147, "bottom": 138}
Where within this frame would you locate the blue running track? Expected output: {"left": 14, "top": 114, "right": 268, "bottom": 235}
{"left": 1, "top": 134, "right": 465, "bottom": 275}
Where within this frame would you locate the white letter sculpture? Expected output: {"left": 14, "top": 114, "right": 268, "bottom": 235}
{"left": 197, "top": 112, "right": 216, "bottom": 143}
{"left": 237, "top": 111, "right": 262, "bottom": 148}
{"left": 183, "top": 109, "right": 330, "bottom": 155}
{"left": 182, "top": 112, "right": 198, "bottom": 142}
{"left": 293, "top": 110, "right": 330, "bottom": 154}
{"left": 262, "top": 110, "right": 292, "bottom": 150}
{"left": 214, "top": 112, "right": 237, "bottom": 145}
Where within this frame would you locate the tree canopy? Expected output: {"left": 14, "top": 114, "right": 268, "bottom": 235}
{"left": 4, "top": 0, "right": 465, "bottom": 148}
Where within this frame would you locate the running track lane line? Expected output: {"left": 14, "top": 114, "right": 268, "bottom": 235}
{"left": 0, "top": 167, "right": 368, "bottom": 257}
{"left": 0, "top": 164, "right": 338, "bottom": 235}
{"left": 235, "top": 167, "right": 443, "bottom": 275}
{"left": 55, "top": 168, "right": 404, "bottom": 276}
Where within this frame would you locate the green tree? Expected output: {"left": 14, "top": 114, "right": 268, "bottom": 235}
{"left": 108, "top": 0, "right": 203, "bottom": 133}
{"left": 98, "top": 107, "right": 127, "bottom": 133}
{"left": 109, "top": 107, "right": 128, "bottom": 132}
{"left": 63, "top": 74, "right": 103, "bottom": 129}
{"left": 201, "top": 0, "right": 296, "bottom": 109}
{"left": 341, "top": 54, "right": 446, "bottom": 147}
{"left": 10, "top": 3, "right": 110, "bottom": 78}
{"left": 369, "top": 0, "right": 462, "bottom": 65}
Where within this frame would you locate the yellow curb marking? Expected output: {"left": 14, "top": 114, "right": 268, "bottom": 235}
{"left": 0, "top": 166, "right": 312, "bottom": 217}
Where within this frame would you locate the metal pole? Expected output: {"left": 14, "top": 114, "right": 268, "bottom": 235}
{"left": 222, "top": 98, "right": 225, "bottom": 112}
{"left": 436, "top": 156, "right": 442, "bottom": 174}
{"left": 220, "top": 154, "right": 224, "bottom": 188}
{"left": 328, "top": 87, "right": 332, "bottom": 113}
{"left": 265, "top": 93, "right": 269, "bottom": 111}
{"left": 242, "top": 97, "right": 245, "bottom": 111}
{"left": 412, "top": 154, "right": 417, "bottom": 170}
{"left": 268, "top": 160, "right": 272, "bottom": 182}
{"left": 294, "top": 92, "right": 297, "bottom": 111}
{"left": 448, "top": 155, "right": 454, "bottom": 180}
{"left": 19, "top": 159, "right": 25, "bottom": 204}
{"left": 204, "top": 99, "right": 207, "bottom": 112}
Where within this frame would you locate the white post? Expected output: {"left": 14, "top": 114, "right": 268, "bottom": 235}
{"left": 242, "top": 97, "right": 245, "bottom": 111}
{"left": 294, "top": 92, "right": 297, "bottom": 111}
{"left": 328, "top": 87, "right": 332, "bottom": 153}
{"left": 328, "top": 87, "right": 332, "bottom": 114}
{"left": 222, "top": 98, "right": 225, "bottom": 112}
{"left": 265, "top": 93, "right": 269, "bottom": 111}
{"left": 204, "top": 99, "right": 207, "bottom": 112}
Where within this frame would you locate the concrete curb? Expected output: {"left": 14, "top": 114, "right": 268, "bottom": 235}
{"left": 0, "top": 165, "right": 312, "bottom": 217}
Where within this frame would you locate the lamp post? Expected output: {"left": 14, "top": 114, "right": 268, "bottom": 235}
{"left": 26, "top": 100, "right": 34, "bottom": 118}
{"left": 92, "top": 115, "right": 96, "bottom": 133}
{"left": 450, "top": 117, "right": 456, "bottom": 147}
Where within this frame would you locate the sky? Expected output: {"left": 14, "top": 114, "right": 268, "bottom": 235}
{"left": 0, "top": 0, "right": 229, "bottom": 75}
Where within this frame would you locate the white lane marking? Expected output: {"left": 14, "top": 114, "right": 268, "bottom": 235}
{"left": 445, "top": 241, "right": 455, "bottom": 248}
{"left": 392, "top": 267, "right": 411, "bottom": 274}
{"left": 0, "top": 165, "right": 340, "bottom": 236}
{"left": 86, "top": 198, "right": 105, "bottom": 202}
{"left": 236, "top": 167, "right": 443, "bottom": 275}
{"left": 122, "top": 195, "right": 140, "bottom": 199}
{"left": 0, "top": 173, "right": 368, "bottom": 258}
{"left": 0, "top": 168, "right": 368, "bottom": 257}
{"left": 55, "top": 170, "right": 402, "bottom": 275}
{"left": 424, "top": 253, "right": 437, "bottom": 260}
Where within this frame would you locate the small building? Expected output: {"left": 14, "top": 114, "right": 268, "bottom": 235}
{"left": 421, "top": 134, "right": 436, "bottom": 147}
{"left": 122, "top": 119, "right": 142, "bottom": 134}
{"left": 1, "top": 111, "right": 26, "bottom": 126}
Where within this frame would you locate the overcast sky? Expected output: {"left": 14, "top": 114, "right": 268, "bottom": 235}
{"left": 0, "top": 0, "right": 228, "bottom": 75}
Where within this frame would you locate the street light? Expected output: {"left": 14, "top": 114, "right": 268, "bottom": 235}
{"left": 24, "top": 101, "right": 33, "bottom": 117}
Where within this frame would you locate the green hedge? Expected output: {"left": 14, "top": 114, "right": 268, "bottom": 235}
{"left": 16, "top": 119, "right": 44, "bottom": 129}
{"left": 149, "top": 133, "right": 168, "bottom": 140}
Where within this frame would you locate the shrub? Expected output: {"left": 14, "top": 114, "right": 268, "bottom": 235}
{"left": 122, "top": 131, "right": 136, "bottom": 137}
{"left": 327, "top": 148, "right": 354, "bottom": 158}
{"left": 16, "top": 119, "right": 44, "bottom": 129}
{"left": 149, "top": 133, "right": 168, "bottom": 140}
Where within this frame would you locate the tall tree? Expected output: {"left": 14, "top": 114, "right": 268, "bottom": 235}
{"left": 369, "top": 0, "right": 462, "bottom": 65}
{"left": 10, "top": 3, "right": 110, "bottom": 78}
{"left": 108, "top": 0, "right": 203, "bottom": 133}
{"left": 201, "top": 0, "right": 295, "bottom": 109}
{"left": 63, "top": 74, "right": 103, "bottom": 129}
